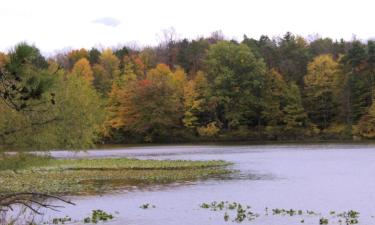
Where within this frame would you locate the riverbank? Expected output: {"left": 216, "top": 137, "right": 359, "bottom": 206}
{"left": 0, "top": 154, "right": 232, "bottom": 195}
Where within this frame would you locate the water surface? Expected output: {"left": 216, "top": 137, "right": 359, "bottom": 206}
{"left": 43, "top": 144, "right": 375, "bottom": 225}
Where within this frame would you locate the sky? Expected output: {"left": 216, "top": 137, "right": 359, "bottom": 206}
{"left": 0, "top": 0, "right": 374, "bottom": 54}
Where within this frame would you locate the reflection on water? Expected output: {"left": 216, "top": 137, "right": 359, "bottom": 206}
{"left": 41, "top": 144, "right": 375, "bottom": 225}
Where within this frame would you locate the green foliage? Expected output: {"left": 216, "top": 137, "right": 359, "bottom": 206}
{"left": 46, "top": 74, "right": 105, "bottom": 149}
{"left": 323, "top": 123, "right": 351, "bottom": 139}
{"left": 261, "top": 69, "right": 288, "bottom": 138}
{"left": 0, "top": 68, "right": 104, "bottom": 150}
{"left": 88, "top": 48, "right": 101, "bottom": 65}
{"left": 0, "top": 43, "right": 53, "bottom": 111}
{"left": 283, "top": 83, "right": 311, "bottom": 138}
{"left": 242, "top": 35, "right": 279, "bottom": 69}
{"left": 355, "top": 103, "right": 375, "bottom": 139}
{"left": 277, "top": 32, "right": 309, "bottom": 85}
{"left": 205, "top": 41, "right": 266, "bottom": 129}
{"left": 176, "top": 38, "right": 210, "bottom": 73}
{"left": 341, "top": 41, "right": 371, "bottom": 124}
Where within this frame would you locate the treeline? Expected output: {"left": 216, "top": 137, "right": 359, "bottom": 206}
{"left": 2, "top": 32, "right": 375, "bottom": 149}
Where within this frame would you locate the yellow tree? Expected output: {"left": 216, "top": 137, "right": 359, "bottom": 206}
{"left": 71, "top": 58, "right": 94, "bottom": 83}
{"left": 93, "top": 49, "right": 121, "bottom": 95}
{"left": 67, "top": 48, "right": 89, "bottom": 68}
{"left": 100, "top": 49, "right": 120, "bottom": 78}
{"left": 104, "top": 62, "right": 138, "bottom": 136}
{"left": 183, "top": 71, "right": 211, "bottom": 130}
{"left": 172, "top": 66, "right": 187, "bottom": 99}
{"left": 304, "top": 54, "right": 343, "bottom": 129}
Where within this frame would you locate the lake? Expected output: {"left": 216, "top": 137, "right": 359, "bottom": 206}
{"left": 41, "top": 144, "right": 375, "bottom": 225}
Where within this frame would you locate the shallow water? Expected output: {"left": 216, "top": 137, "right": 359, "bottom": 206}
{"left": 41, "top": 144, "right": 375, "bottom": 224}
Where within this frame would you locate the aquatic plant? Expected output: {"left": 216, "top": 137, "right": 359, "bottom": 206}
{"left": 83, "top": 209, "right": 114, "bottom": 224}
{"left": 200, "top": 201, "right": 257, "bottom": 223}
{"left": 337, "top": 210, "right": 359, "bottom": 224}
{"left": 306, "top": 210, "right": 319, "bottom": 215}
{"left": 234, "top": 205, "right": 246, "bottom": 222}
{"left": 199, "top": 201, "right": 364, "bottom": 225}
{"left": 140, "top": 203, "right": 155, "bottom": 209}
{"left": 228, "top": 202, "right": 238, "bottom": 210}
{"left": 319, "top": 217, "right": 329, "bottom": 224}
{"left": 224, "top": 212, "right": 229, "bottom": 221}
{"left": 200, "top": 203, "right": 210, "bottom": 209}
{"left": 52, "top": 216, "right": 72, "bottom": 224}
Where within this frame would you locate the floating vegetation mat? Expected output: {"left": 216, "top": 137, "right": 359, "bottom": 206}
{"left": 0, "top": 154, "right": 232, "bottom": 195}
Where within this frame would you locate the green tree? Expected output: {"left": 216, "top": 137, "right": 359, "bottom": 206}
{"left": 354, "top": 41, "right": 375, "bottom": 139}
{"left": 355, "top": 98, "right": 375, "bottom": 139}
{"left": 205, "top": 41, "right": 266, "bottom": 130}
{"left": 47, "top": 73, "right": 104, "bottom": 149}
{"left": 277, "top": 32, "right": 309, "bottom": 85}
{"left": 242, "top": 35, "right": 279, "bottom": 69}
{"left": 261, "top": 69, "right": 288, "bottom": 137}
{"left": 0, "top": 43, "right": 52, "bottom": 111}
{"left": 176, "top": 38, "right": 210, "bottom": 74}
{"left": 341, "top": 41, "right": 370, "bottom": 124}
{"left": 0, "top": 43, "right": 104, "bottom": 150}
{"left": 283, "top": 83, "right": 311, "bottom": 138}
{"left": 88, "top": 47, "right": 101, "bottom": 65}
{"left": 0, "top": 70, "right": 104, "bottom": 150}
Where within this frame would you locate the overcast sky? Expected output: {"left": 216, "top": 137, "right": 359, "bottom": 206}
{"left": 0, "top": 0, "right": 374, "bottom": 54}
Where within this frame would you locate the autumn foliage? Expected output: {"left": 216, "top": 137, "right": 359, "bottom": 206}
{"left": 4, "top": 32, "right": 375, "bottom": 148}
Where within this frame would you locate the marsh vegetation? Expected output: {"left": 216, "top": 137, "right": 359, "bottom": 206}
{"left": 0, "top": 153, "right": 231, "bottom": 194}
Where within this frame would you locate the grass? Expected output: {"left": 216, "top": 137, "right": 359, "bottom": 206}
{"left": 0, "top": 153, "right": 232, "bottom": 195}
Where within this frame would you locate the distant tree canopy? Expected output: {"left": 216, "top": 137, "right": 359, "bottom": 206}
{"left": 3, "top": 32, "right": 375, "bottom": 149}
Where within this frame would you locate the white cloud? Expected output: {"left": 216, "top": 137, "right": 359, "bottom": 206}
{"left": 92, "top": 17, "right": 121, "bottom": 27}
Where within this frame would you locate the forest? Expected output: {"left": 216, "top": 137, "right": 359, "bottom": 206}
{"left": 2, "top": 31, "right": 375, "bottom": 150}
